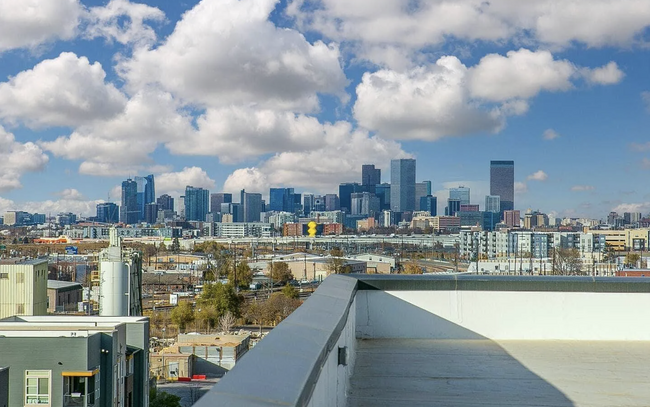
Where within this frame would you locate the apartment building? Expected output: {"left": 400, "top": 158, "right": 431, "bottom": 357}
{"left": 0, "top": 316, "right": 149, "bottom": 407}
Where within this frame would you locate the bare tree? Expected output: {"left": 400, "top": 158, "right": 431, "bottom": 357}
{"left": 551, "top": 248, "right": 583, "bottom": 275}
{"left": 218, "top": 310, "right": 236, "bottom": 333}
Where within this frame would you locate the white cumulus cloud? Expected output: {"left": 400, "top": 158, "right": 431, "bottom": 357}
{"left": 527, "top": 170, "right": 548, "bottom": 181}
{"left": 288, "top": 0, "right": 650, "bottom": 68}
{"left": 612, "top": 202, "right": 650, "bottom": 214}
{"left": 642, "top": 91, "right": 650, "bottom": 112}
{"left": 0, "top": 126, "right": 49, "bottom": 192}
{"left": 543, "top": 129, "right": 560, "bottom": 140}
{"left": 84, "top": 0, "right": 166, "bottom": 47}
{"left": 40, "top": 89, "right": 193, "bottom": 175}
{"left": 515, "top": 181, "right": 528, "bottom": 194}
{"left": 166, "top": 107, "right": 327, "bottom": 164}
{"left": 571, "top": 185, "right": 595, "bottom": 191}
{"left": 0, "top": 0, "right": 82, "bottom": 53}
{"left": 0, "top": 52, "right": 127, "bottom": 128}
{"left": 55, "top": 188, "right": 86, "bottom": 201}
{"left": 353, "top": 49, "right": 623, "bottom": 141}
{"left": 354, "top": 56, "right": 502, "bottom": 140}
{"left": 156, "top": 167, "right": 216, "bottom": 198}
{"left": 117, "top": 0, "right": 347, "bottom": 111}
{"left": 468, "top": 49, "right": 575, "bottom": 102}
{"left": 224, "top": 122, "right": 410, "bottom": 193}
{"left": 581, "top": 61, "right": 625, "bottom": 85}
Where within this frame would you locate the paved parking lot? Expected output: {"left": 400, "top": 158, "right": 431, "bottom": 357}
{"left": 157, "top": 379, "right": 219, "bottom": 407}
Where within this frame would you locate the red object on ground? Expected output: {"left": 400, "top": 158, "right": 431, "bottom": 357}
{"left": 177, "top": 377, "right": 191, "bottom": 382}
{"left": 192, "top": 375, "right": 207, "bottom": 380}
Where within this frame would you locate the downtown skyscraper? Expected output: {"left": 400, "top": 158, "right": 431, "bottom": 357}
{"left": 361, "top": 164, "right": 381, "bottom": 193}
{"left": 133, "top": 174, "right": 155, "bottom": 222}
{"left": 120, "top": 179, "right": 139, "bottom": 225}
{"left": 241, "top": 189, "right": 263, "bottom": 222}
{"left": 390, "top": 158, "right": 416, "bottom": 212}
{"left": 490, "top": 161, "right": 514, "bottom": 212}
{"left": 184, "top": 186, "right": 209, "bottom": 221}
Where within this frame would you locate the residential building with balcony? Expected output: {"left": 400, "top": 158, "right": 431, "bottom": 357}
{"left": 0, "top": 316, "right": 149, "bottom": 407}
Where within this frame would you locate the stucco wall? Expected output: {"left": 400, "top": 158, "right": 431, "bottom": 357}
{"left": 357, "top": 289, "right": 650, "bottom": 340}
{"left": 307, "top": 296, "right": 356, "bottom": 407}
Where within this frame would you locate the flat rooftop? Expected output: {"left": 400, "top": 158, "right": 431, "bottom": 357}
{"left": 0, "top": 257, "right": 47, "bottom": 266}
{"left": 349, "top": 339, "right": 650, "bottom": 407}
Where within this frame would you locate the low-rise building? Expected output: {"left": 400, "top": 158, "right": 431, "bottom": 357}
{"left": 356, "top": 217, "right": 375, "bottom": 232}
{"left": 47, "top": 280, "right": 83, "bottom": 313}
{"left": 0, "top": 258, "right": 48, "bottom": 319}
{"left": 351, "top": 254, "right": 395, "bottom": 274}
{"left": 151, "top": 334, "right": 250, "bottom": 379}
{"left": 277, "top": 257, "right": 367, "bottom": 281}
{"left": 0, "top": 315, "right": 150, "bottom": 407}
{"left": 430, "top": 216, "right": 461, "bottom": 232}
{"left": 213, "top": 222, "right": 272, "bottom": 238}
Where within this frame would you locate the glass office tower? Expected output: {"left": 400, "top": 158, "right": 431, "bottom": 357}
{"left": 490, "top": 161, "right": 514, "bottom": 212}
{"left": 390, "top": 159, "right": 416, "bottom": 212}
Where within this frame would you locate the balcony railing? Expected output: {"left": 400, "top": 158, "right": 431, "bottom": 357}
{"left": 63, "top": 391, "right": 96, "bottom": 407}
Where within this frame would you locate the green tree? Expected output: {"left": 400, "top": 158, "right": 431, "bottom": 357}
{"left": 269, "top": 261, "right": 294, "bottom": 284}
{"left": 229, "top": 261, "right": 253, "bottom": 289}
{"left": 243, "top": 301, "right": 265, "bottom": 333}
{"left": 171, "top": 238, "right": 181, "bottom": 254}
{"left": 625, "top": 252, "right": 641, "bottom": 268}
{"left": 195, "top": 305, "right": 219, "bottom": 332}
{"left": 216, "top": 256, "right": 233, "bottom": 280}
{"left": 282, "top": 283, "right": 299, "bottom": 299}
{"left": 150, "top": 388, "right": 181, "bottom": 407}
{"left": 263, "top": 292, "right": 301, "bottom": 325}
{"left": 193, "top": 241, "right": 225, "bottom": 255}
{"left": 170, "top": 301, "right": 195, "bottom": 332}
{"left": 199, "top": 282, "right": 242, "bottom": 318}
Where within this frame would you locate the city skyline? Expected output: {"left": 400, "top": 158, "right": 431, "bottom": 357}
{"left": 0, "top": 0, "right": 649, "bottom": 219}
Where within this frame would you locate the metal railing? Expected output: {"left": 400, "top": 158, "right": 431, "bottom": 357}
{"left": 63, "top": 391, "right": 96, "bottom": 407}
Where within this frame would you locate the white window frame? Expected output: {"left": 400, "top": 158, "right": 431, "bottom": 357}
{"left": 24, "top": 370, "right": 51, "bottom": 406}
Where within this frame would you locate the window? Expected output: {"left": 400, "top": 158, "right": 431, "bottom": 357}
{"left": 25, "top": 370, "right": 50, "bottom": 405}
{"left": 0, "top": 273, "right": 8, "bottom": 279}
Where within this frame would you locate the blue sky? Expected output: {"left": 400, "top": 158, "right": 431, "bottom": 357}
{"left": 0, "top": 0, "right": 649, "bottom": 218}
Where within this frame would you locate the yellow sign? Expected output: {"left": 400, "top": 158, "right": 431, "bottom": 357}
{"left": 307, "top": 221, "right": 317, "bottom": 237}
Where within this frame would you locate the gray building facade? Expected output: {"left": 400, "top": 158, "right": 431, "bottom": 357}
{"left": 241, "top": 190, "right": 262, "bottom": 223}
{"left": 415, "top": 181, "right": 432, "bottom": 210}
{"left": 490, "top": 160, "right": 515, "bottom": 212}
{"left": 185, "top": 186, "right": 210, "bottom": 221}
{"left": 0, "top": 316, "right": 149, "bottom": 407}
{"left": 390, "top": 159, "right": 416, "bottom": 212}
{"left": 449, "top": 186, "right": 470, "bottom": 205}
{"left": 120, "top": 179, "right": 139, "bottom": 225}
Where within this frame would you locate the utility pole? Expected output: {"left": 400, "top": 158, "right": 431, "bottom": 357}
{"left": 233, "top": 244, "right": 238, "bottom": 292}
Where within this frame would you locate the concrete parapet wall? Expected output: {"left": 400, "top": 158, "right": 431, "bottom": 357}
{"left": 193, "top": 275, "right": 357, "bottom": 406}
{"left": 357, "top": 288, "right": 650, "bottom": 340}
